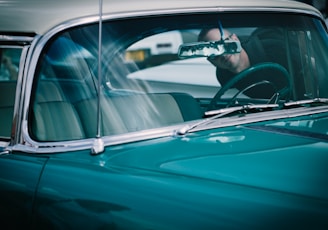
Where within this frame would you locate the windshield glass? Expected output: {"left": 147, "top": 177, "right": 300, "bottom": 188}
{"left": 30, "top": 12, "right": 328, "bottom": 141}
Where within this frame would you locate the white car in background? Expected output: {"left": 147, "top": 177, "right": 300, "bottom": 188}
{"left": 128, "top": 57, "right": 219, "bottom": 98}
{"left": 127, "top": 30, "right": 184, "bottom": 57}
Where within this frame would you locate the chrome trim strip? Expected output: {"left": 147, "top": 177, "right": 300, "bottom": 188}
{"left": 15, "top": 106, "right": 328, "bottom": 154}
{"left": 36, "top": 6, "right": 323, "bottom": 45}
{"left": 17, "top": 122, "right": 186, "bottom": 153}
{"left": 18, "top": 35, "right": 43, "bottom": 145}
{"left": 18, "top": 6, "right": 325, "bottom": 153}
{"left": 0, "top": 35, "right": 34, "bottom": 43}
{"left": 10, "top": 46, "right": 31, "bottom": 146}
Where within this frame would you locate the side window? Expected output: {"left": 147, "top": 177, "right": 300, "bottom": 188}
{"left": 286, "top": 30, "right": 328, "bottom": 99}
{"left": 0, "top": 47, "right": 22, "bottom": 139}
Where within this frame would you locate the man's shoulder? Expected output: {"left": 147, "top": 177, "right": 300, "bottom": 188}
{"left": 249, "top": 27, "right": 285, "bottom": 41}
{"left": 243, "top": 27, "right": 288, "bottom": 67}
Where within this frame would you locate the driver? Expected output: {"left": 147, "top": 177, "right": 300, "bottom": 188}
{"left": 198, "top": 27, "right": 289, "bottom": 98}
{"left": 198, "top": 28, "right": 251, "bottom": 75}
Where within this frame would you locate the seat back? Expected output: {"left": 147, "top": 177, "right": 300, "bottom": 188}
{"left": 76, "top": 93, "right": 194, "bottom": 136}
{"left": 168, "top": 92, "right": 203, "bottom": 121}
{"left": 32, "top": 101, "right": 85, "bottom": 141}
{"left": 111, "top": 93, "right": 185, "bottom": 131}
{"left": 75, "top": 98, "right": 128, "bottom": 137}
{"left": 31, "top": 90, "right": 203, "bottom": 140}
{"left": 34, "top": 81, "right": 66, "bottom": 102}
{"left": 31, "top": 80, "right": 86, "bottom": 141}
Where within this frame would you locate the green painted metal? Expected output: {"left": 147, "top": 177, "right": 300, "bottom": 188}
{"left": 4, "top": 114, "right": 325, "bottom": 229}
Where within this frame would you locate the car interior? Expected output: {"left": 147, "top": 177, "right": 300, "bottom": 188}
{"left": 19, "top": 13, "right": 328, "bottom": 142}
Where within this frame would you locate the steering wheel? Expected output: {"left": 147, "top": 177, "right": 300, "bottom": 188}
{"left": 207, "top": 62, "right": 291, "bottom": 111}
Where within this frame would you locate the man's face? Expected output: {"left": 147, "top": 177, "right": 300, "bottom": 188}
{"left": 202, "top": 29, "right": 241, "bottom": 71}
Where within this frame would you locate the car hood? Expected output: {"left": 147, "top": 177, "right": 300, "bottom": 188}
{"left": 107, "top": 118, "right": 328, "bottom": 200}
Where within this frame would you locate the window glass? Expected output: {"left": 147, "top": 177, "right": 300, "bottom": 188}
{"left": 0, "top": 48, "right": 20, "bottom": 81}
{"left": 0, "top": 47, "right": 22, "bottom": 139}
{"left": 31, "top": 13, "right": 328, "bottom": 141}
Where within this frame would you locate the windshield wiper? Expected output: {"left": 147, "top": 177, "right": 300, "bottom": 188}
{"left": 283, "top": 98, "right": 328, "bottom": 108}
{"left": 204, "top": 103, "right": 279, "bottom": 117}
{"left": 175, "top": 98, "right": 328, "bottom": 136}
{"left": 176, "top": 104, "right": 279, "bottom": 135}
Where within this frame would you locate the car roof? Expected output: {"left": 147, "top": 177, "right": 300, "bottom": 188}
{"left": 0, "top": 0, "right": 321, "bottom": 35}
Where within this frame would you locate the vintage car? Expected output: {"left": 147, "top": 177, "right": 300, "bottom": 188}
{"left": 1, "top": 0, "right": 328, "bottom": 229}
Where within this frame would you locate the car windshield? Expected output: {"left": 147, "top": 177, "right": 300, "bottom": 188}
{"left": 30, "top": 12, "right": 328, "bottom": 142}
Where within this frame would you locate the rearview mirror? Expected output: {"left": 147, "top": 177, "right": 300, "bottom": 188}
{"left": 178, "top": 40, "right": 241, "bottom": 58}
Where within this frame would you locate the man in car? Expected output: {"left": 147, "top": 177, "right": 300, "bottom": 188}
{"left": 198, "top": 27, "right": 290, "bottom": 99}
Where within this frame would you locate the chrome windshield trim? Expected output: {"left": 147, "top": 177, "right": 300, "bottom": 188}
{"left": 18, "top": 122, "right": 187, "bottom": 154}
{"left": 0, "top": 35, "right": 34, "bottom": 44}
{"left": 38, "top": 6, "right": 323, "bottom": 44}
{"left": 10, "top": 45, "right": 31, "bottom": 146}
{"left": 17, "top": 105, "right": 328, "bottom": 154}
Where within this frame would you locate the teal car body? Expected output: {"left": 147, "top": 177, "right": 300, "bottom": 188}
{"left": 0, "top": 0, "right": 328, "bottom": 229}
